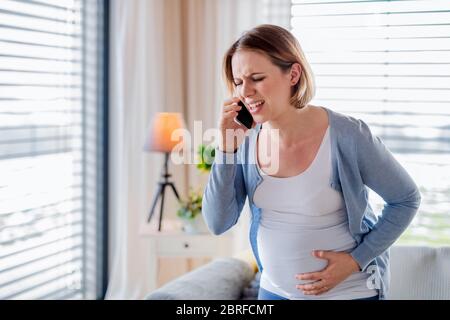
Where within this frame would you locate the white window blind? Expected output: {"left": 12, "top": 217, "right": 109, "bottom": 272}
{"left": 0, "top": 0, "right": 107, "bottom": 299}
{"left": 291, "top": 0, "right": 450, "bottom": 246}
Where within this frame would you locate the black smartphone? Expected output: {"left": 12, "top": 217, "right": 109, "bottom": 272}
{"left": 234, "top": 100, "right": 254, "bottom": 129}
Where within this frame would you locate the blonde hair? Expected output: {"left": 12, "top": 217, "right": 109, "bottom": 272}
{"left": 223, "top": 24, "right": 315, "bottom": 109}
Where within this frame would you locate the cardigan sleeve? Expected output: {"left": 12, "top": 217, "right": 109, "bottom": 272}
{"left": 202, "top": 148, "right": 248, "bottom": 235}
{"left": 350, "top": 120, "right": 422, "bottom": 271}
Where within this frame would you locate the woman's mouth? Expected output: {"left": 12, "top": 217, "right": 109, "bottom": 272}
{"left": 248, "top": 100, "right": 264, "bottom": 114}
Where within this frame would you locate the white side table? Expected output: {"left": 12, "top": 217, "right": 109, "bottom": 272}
{"left": 140, "top": 223, "right": 232, "bottom": 291}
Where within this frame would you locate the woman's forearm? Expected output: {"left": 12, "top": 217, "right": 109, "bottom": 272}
{"left": 202, "top": 149, "right": 247, "bottom": 235}
{"left": 350, "top": 190, "right": 421, "bottom": 270}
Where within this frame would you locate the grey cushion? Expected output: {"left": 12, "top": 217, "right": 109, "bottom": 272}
{"left": 388, "top": 246, "right": 450, "bottom": 300}
{"left": 145, "top": 257, "right": 255, "bottom": 300}
{"left": 241, "top": 272, "right": 260, "bottom": 300}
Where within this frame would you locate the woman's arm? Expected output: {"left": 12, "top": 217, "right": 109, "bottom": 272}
{"left": 350, "top": 120, "right": 422, "bottom": 271}
{"left": 202, "top": 148, "right": 247, "bottom": 235}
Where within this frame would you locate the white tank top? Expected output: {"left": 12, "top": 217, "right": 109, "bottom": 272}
{"left": 253, "top": 126, "right": 377, "bottom": 300}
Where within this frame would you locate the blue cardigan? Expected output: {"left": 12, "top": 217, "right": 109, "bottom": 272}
{"left": 202, "top": 107, "right": 421, "bottom": 299}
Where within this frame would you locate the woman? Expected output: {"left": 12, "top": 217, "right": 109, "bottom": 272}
{"left": 202, "top": 24, "right": 421, "bottom": 300}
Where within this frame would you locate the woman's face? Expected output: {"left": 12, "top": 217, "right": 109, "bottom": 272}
{"left": 231, "top": 50, "right": 299, "bottom": 124}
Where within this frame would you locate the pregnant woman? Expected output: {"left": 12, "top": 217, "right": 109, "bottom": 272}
{"left": 202, "top": 24, "right": 421, "bottom": 300}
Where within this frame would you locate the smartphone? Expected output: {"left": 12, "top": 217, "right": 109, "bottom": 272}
{"left": 234, "top": 100, "right": 254, "bottom": 129}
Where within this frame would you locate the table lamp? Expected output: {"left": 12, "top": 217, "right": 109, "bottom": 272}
{"left": 144, "top": 112, "right": 184, "bottom": 231}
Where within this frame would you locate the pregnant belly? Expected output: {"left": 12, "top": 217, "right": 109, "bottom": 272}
{"left": 257, "top": 221, "right": 357, "bottom": 296}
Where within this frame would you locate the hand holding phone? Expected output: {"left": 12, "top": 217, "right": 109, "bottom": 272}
{"left": 234, "top": 101, "right": 254, "bottom": 129}
{"left": 218, "top": 98, "right": 252, "bottom": 153}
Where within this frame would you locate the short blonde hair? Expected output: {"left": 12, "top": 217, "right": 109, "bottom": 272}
{"left": 223, "top": 24, "right": 315, "bottom": 109}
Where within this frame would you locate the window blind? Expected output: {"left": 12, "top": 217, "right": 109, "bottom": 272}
{"left": 291, "top": 0, "right": 450, "bottom": 246}
{"left": 0, "top": 0, "right": 107, "bottom": 299}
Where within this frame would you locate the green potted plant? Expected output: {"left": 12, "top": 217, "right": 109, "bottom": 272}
{"left": 177, "top": 188, "right": 203, "bottom": 234}
{"left": 177, "top": 143, "right": 216, "bottom": 233}
{"left": 196, "top": 143, "right": 215, "bottom": 173}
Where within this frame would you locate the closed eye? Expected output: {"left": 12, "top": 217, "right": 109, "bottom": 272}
{"left": 234, "top": 77, "right": 265, "bottom": 86}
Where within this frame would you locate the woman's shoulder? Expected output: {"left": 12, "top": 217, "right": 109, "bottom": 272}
{"left": 324, "top": 106, "right": 374, "bottom": 139}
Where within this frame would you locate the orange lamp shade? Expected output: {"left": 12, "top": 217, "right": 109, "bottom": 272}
{"left": 144, "top": 112, "right": 184, "bottom": 153}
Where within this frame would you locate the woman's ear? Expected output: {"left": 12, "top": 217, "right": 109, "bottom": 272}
{"left": 290, "top": 63, "right": 302, "bottom": 86}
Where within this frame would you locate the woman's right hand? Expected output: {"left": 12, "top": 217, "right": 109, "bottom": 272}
{"left": 218, "top": 97, "right": 251, "bottom": 153}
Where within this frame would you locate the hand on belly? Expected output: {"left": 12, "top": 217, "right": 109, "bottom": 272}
{"left": 262, "top": 252, "right": 328, "bottom": 295}
{"left": 295, "top": 250, "right": 361, "bottom": 296}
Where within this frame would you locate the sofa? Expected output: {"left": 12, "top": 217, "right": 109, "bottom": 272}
{"left": 145, "top": 246, "right": 450, "bottom": 300}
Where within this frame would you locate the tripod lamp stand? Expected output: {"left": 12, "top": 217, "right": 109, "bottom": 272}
{"left": 144, "top": 112, "right": 184, "bottom": 231}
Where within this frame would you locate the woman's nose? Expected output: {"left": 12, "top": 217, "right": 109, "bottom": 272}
{"left": 240, "top": 81, "right": 255, "bottom": 97}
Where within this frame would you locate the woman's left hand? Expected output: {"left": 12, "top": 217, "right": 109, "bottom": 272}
{"left": 295, "top": 250, "right": 361, "bottom": 296}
